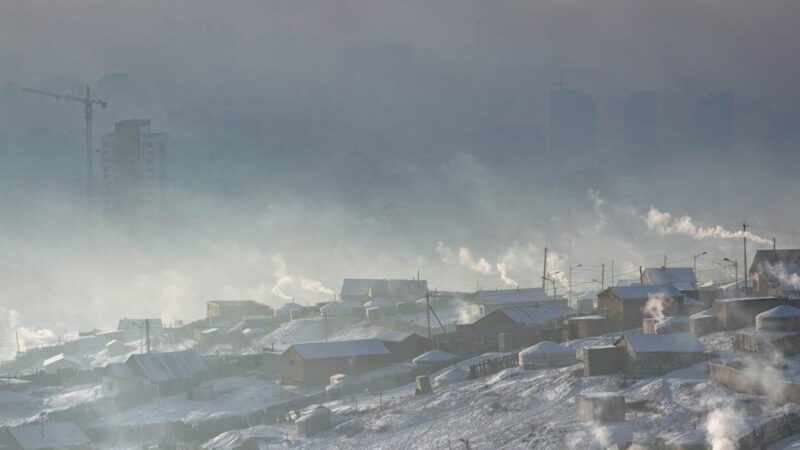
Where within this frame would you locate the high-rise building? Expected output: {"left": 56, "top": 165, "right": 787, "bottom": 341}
{"left": 548, "top": 86, "right": 596, "bottom": 163}
{"left": 101, "top": 120, "right": 167, "bottom": 230}
{"left": 624, "top": 91, "right": 659, "bottom": 156}
{"left": 692, "top": 91, "right": 733, "bottom": 152}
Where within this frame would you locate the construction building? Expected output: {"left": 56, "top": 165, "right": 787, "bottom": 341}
{"left": 101, "top": 119, "right": 167, "bottom": 231}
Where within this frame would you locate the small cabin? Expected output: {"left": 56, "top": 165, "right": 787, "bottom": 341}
{"left": 42, "top": 354, "right": 83, "bottom": 375}
{"left": 577, "top": 392, "right": 626, "bottom": 423}
{"left": 566, "top": 315, "right": 610, "bottom": 339}
{"left": 597, "top": 285, "right": 684, "bottom": 330}
{"left": 282, "top": 339, "right": 391, "bottom": 385}
{"left": 615, "top": 333, "right": 707, "bottom": 378}
{"left": 712, "top": 296, "right": 800, "bottom": 330}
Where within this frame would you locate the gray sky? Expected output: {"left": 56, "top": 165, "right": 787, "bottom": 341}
{"left": 1, "top": 1, "right": 799, "bottom": 345}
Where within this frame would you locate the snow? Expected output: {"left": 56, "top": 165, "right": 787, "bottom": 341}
{"left": 476, "top": 287, "right": 561, "bottom": 305}
{"left": 520, "top": 341, "right": 574, "bottom": 356}
{"left": 412, "top": 350, "right": 456, "bottom": 364}
{"left": 8, "top": 421, "right": 90, "bottom": 449}
{"left": 690, "top": 308, "right": 714, "bottom": 319}
{"left": 42, "top": 353, "right": 83, "bottom": 369}
{"left": 202, "top": 425, "right": 287, "bottom": 449}
{"left": 275, "top": 302, "right": 302, "bottom": 313}
{"left": 288, "top": 339, "right": 391, "bottom": 360}
{"left": 127, "top": 350, "right": 206, "bottom": 383}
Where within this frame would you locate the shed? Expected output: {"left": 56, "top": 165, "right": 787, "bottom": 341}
{"left": 207, "top": 300, "right": 273, "bottom": 321}
{"left": 42, "top": 354, "right": 83, "bottom": 375}
{"left": 340, "top": 278, "right": 428, "bottom": 303}
{"left": 566, "top": 315, "right": 610, "bottom": 339}
{"left": 102, "top": 362, "right": 138, "bottom": 397}
{"left": 756, "top": 305, "right": 800, "bottom": 331}
{"left": 615, "top": 333, "right": 707, "bottom": 378}
{"left": 320, "top": 300, "right": 363, "bottom": 318}
{"left": 123, "top": 350, "right": 207, "bottom": 395}
{"left": 460, "top": 305, "right": 576, "bottom": 349}
{"left": 3, "top": 421, "right": 91, "bottom": 450}
{"left": 576, "top": 392, "right": 626, "bottom": 423}
{"left": 597, "top": 285, "right": 683, "bottom": 330}
{"left": 518, "top": 341, "right": 576, "bottom": 370}
{"left": 282, "top": 339, "right": 391, "bottom": 385}
{"left": 688, "top": 309, "right": 719, "bottom": 337}
{"left": 582, "top": 345, "right": 625, "bottom": 376}
{"left": 296, "top": 405, "right": 332, "bottom": 436}
{"left": 642, "top": 267, "right": 697, "bottom": 292}
{"left": 642, "top": 316, "right": 689, "bottom": 335}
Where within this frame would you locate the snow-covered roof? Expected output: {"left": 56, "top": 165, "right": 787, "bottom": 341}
{"left": 567, "top": 315, "right": 607, "bottom": 321}
{"left": 643, "top": 267, "right": 697, "bottom": 288}
{"left": 372, "top": 329, "right": 418, "bottom": 342}
{"left": 105, "top": 362, "right": 135, "bottom": 378}
{"left": 494, "top": 306, "right": 575, "bottom": 326}
{"left": 603, "top": 284, "right": 682, "bottom": 300}
{"left": 126, "top": 350, "right": 206, "bottom": 383}
{"left": 690, "top": 309, "right": 714, "bottom": 319}
{"left": 412, "top": 350, "right": 456, "bottom": 364}
{"left": 715, "top": 296, "right": 782, "bottom": 304}
{"left": 476, "top": 287, "right": 562, "bottom": 305}
{"left": 287, "top": 339, "right": 390, "bottom": 360}
{"left": 320, "top": 300, "right": 362, "bottom": 312}
{"left": 519, "top": 341, "right": 573, "bottom": 357}
{"left": 8, "top": 421, "right": 90, "bottom": 450}
{"left": 117, "top": 318, "right": 163, "bottom": 330}
{"left": 364, "top": 298, "right": 395, "bottom": 309}
{"left": 750, "top": 249, "right": 800, "bottom": 275}
{"left": 275, "top": 302, "right": 302, "bottom": 313}
{"left": 43, "top": 353, "right": 83, "bottom": 369}
{"left": 340, "top": 278, "right": 428, "bottom": 300}
{"left": 296, "top": 405, "right": 330, "bottom": 423}
{"left": 617, "top": 333, "right": 705, "bottom": 353}
{"left": 756, "top": 305, "right": 800, "bottom": 320}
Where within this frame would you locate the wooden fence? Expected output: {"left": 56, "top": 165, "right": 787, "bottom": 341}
{"left": 468, "top": 353, "right": 519, "bottom": 379}
{"left": 709, "top": 361, "right": 800, "bottom": 404}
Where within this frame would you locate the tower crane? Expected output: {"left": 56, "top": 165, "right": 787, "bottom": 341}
{"left": 21, "top": 85, "right": 107, "bottom": 220}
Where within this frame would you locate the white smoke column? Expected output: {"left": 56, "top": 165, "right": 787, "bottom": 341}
{"left": 496, "top": 261, "right": 516, "bottom": 286}
{"left": 644, "top": 207, "right": 772, "bottom": 245}
{"left": 457, "top": 247, "right": 493, "bottom": 275}
{"left": 271, "top": 253, "right": 334, "bottom": 300}
{"left": 454, "top": 300, "right": 482, "bottom": 324}
{"left": 0, "top": 307, "right": 56, "bottom": 358}
{"left": 762, "top": 262, "right": 800, "bottom": 290}
{"left": 643, "top": 293, "right": 670, "bottom": 322}
{"left": 705, "top": 406, "right": 745, "bottom": 450}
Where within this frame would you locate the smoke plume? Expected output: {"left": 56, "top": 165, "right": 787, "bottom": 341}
{"left": 644, "top": 207, "right": 772, "bottom": 245}
{"left": 270, "top": 253, "right": 334, "bottom": 301}
{"left": 705, "top": 406, "right": 745, "bottom": 450}
{"left": 643, "top": 293, "right": 672, "bottom": 322}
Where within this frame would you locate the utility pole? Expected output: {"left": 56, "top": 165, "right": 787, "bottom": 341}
{"left": 724, "top": 258, "right": 739, "bottom": 297}
{"left": 542, "top": 247, "right": 548, "bottom": 291}
{"left": 145, "top": 319, "right": 150, "bottom": 353}
{"left": 20, "top": 85, "right": 107, "bottom": 222}
{"left": 639, "top": 266, "right": 644, "bottom": 284}
{"left": 663, "top": 255, "right": 667, "bottom": 267}
{"left": 773, "top": 238, "right": 777, "bottom": 251}
{"left": 324, "top": 313, "right": 328, "bottom": 343}
{"left": 426, "top": 291, "right": 432, "bottom": 344}
{"left": 600, "top": 264, "right": 605, "bottom": 290}
{"left": 569, "top": 264, "right": 582, "bottom": 307}
{"left": 693, "top": 251, "right": 707, "bottom": 282}
{"left": 743, "top": 222, "right": 749, "bottom": 292}
{"left": 15, "top": 328, "right": 20, "bottom": 355}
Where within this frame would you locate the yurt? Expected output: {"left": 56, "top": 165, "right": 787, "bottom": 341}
{"left": 518, "top": 341, "right": 576, "bottom": 370}
{"left": 412, "top": 350, "right": 456, "bottom": 371}
{"left": 756, "top": 305, "right": 800, "bottom": 332}
{"left": 433, "top": 366, "right": 468, "bottom": 387}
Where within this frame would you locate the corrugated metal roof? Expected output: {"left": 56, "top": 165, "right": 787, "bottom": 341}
{"left": 496, "top": 305, "right": 575, "bottom": 326}
{"left": 477, "top": 287, "right": 563, "bottom": 305}
{"left": 126, "top": 350, "right": 206, "bottom": 383}
{"left": 643, "top": 267, "right": 697, "bottom": 288}
{"left": 340, "top": 279, "right": 428, "bottom": 300}
{"left": 604, "top": 284, "right": 682, "bottom": 300}
{"left": 617, "top": 333, "right": 704, "bottom": 353}
{"left": 287, "top": 339, "right": 390, "bottom": 360}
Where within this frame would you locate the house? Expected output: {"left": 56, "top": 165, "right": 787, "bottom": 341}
{"left": 597, "top": 284, "right": 684, "bottom": 330}
{"left": 339, "top": 278, "right": 428, "bottom": 303}
{"left": 108, "top": 350, "right": 207, "bottom": 396}
{"left": 749, "top": 249, "right": 800, "bottom": 297}
{"left": 207, "top": 300, "right": 273, "bottom": 321}
{"left": 102, "top": 362, "right": 139, "bottom": 397}
{"left": 1, "top": 421, "right": 91, "bottom": 450}
{"left": 373, "top": 330, "right": 429, "bottom": 361}
{"left": 104, "top": 339, "right": 132, "bottom": 357}
{"left": 62, "top": 335, "right": 106, "bottom": 356}
{"left": 273, "top": 302, "right": 302, "bottom": 322}
{"left": 282, "top": 339, "right": 391, "bottom": 385}
{"left": 642, "top": 267, "right": 698, "bottom": 295}
{"left": 456, "top": 305, "right": 575, "bottom": 350}
{"left": 614, "top": 333, "right": 707, "bottom": 378}
{"left": 42, "top": 354, "right": 83, "bottom": 375}
{"left": 712, "top": 296, "right": 800, "bottom": 330}
{"left": 475, "top": 287, "right": 568, "bottom": 316}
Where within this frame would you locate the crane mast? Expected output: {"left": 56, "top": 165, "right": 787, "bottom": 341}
{"left": 20, "top": 85, "right": 107, "bottom": 222}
